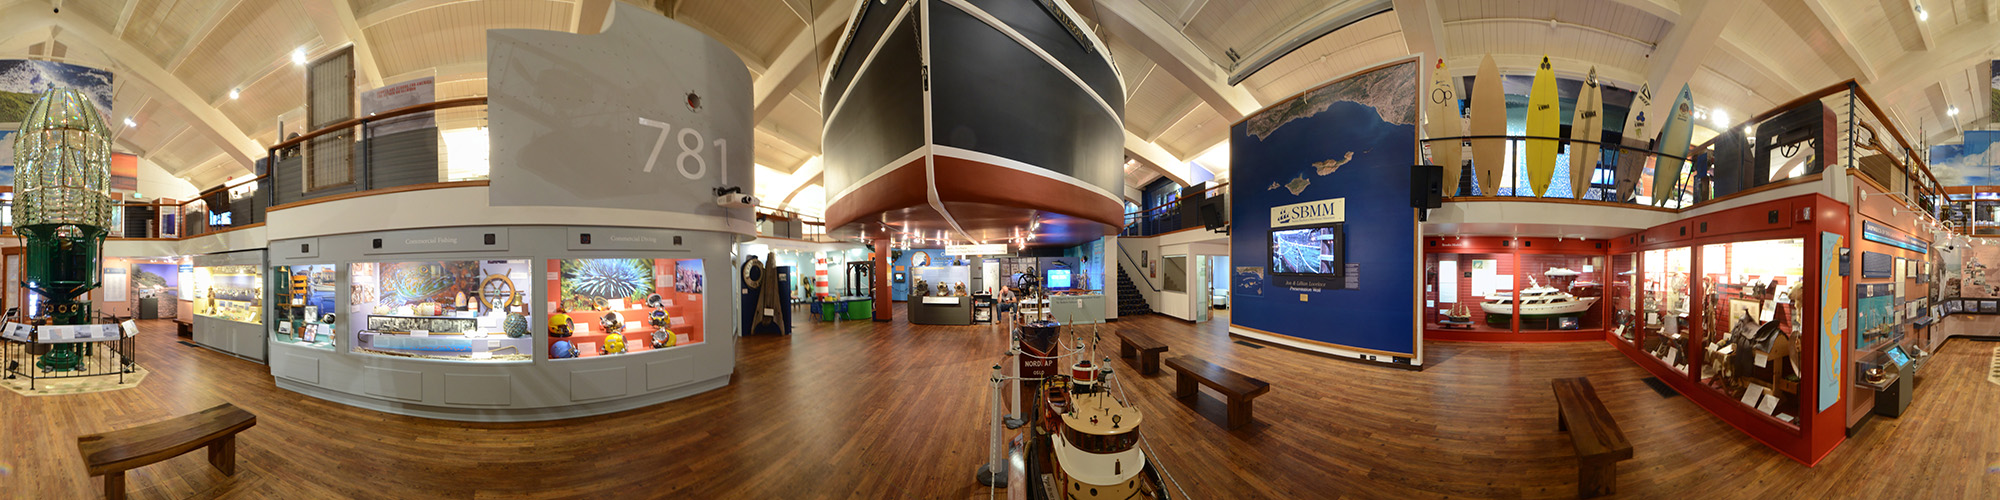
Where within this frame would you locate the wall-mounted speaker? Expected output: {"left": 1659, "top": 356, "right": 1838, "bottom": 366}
{"left": 1412, "top": 165, "right": 1443, "bottom": 221}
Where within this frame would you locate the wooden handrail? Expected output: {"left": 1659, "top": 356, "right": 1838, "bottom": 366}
{"left": 267, "top": 97, "right": 488, "bottom": 152}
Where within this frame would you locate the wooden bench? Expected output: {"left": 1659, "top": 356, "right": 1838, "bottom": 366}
{"left": 76, "top": 403, "right": 257, "bottom": 500}
{"left": 1165, "top": 355, "right": 1271, "bottom": 429}
{"left": 1115, "top": 331, "right": 1169, "bottom": 376}
{"left": 173, "top": 319, "right": 192, "bottom": 337}
{"left": 1551, "top": 377, "right": 1633, "bottom": 499}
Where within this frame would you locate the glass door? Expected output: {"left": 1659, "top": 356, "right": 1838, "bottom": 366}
{"left": 1195, "top": 256, "right": 1213, "bottom": 322}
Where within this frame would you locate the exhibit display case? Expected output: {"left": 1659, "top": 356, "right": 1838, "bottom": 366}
{"left": 1641, "top": 247, "right": 1691, "bottom": 373}
{"left": 1610, "top": 253, "right": 1637, "bottom": 344}
{"left": 1695, "top": 238, "right": 1806, "bottom": 425}
{"left": 190, "top": 250, "right": 268, "bottom": 361}
{"left": 272, "top": 264, "right": 336, "bottom": 350}
{"left": 545, "top": 258, "right": 706, "bottom": 359}
{"left": 1423, "top": 237, "right": 1613, "bottom": 341}
{"left": 1515, "top": 253, "right": 1604, "bottom": 333}
{"left": 193, "top": 264, "right": 263, "bottom": 324}
{"left": 1605, "top": 194, "right": 1850, "bottom": 465}
{"left": 1424, "top": 250, "right": 1514, "bottom": 333}
{"left": 347, "top": 259, "right": 534, "bottom": 362}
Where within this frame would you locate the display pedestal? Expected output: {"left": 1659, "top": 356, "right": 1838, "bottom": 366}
{"left": 910, "top": 296, "right": 972, "bottom": 325}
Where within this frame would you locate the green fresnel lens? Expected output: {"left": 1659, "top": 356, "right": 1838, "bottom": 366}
{"left": 12, "top": 88, "right": 113, "bottom": 372}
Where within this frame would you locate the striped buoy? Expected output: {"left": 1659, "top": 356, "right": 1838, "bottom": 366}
{"left": 815, "top": 257, "right": 830, "bottom": 299}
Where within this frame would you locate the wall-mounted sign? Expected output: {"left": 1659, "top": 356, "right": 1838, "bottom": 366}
{"left": 1271, "top": 197, "right": 1345, "bottom": 228}
{"left": 944, "top": 244, "right": 1007, "bottom": 256}
{"left": 1861, "top": 220, "right": 1927, "bottom": 254}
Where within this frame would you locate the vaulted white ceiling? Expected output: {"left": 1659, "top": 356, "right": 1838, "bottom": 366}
{"left": 0, "top": 0, "right": 1994, "bottom": 207}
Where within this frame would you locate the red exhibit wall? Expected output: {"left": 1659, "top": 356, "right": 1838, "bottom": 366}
{"left": 1426, "top": 236, "right": 1611, "bottom": 341}
{"left": 1605, "top": 193, "right": 1849, "bottom": 465}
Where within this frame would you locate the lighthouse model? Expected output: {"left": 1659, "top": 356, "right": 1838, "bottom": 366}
{"left": 12, "top": 88, "right": 115, "bottom": 371}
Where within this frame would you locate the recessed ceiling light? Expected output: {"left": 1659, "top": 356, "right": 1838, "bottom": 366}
{"left": 229, "top": 88, "right": 240, "bottom": 100}
{"left": 291, "top": 48, "right": 308, "bottom": 66}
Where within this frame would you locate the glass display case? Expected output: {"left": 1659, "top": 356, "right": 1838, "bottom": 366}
{"left": 1610, "top": 253, "right": 1637, "bottom": 343}
{"left": 545, "top": 258, "right": 707, "bottom": 360}
{"left": 1696, "top": 238, "right": 1805, "bottom": 425}
{"left": 1641, "top": 247, "right": 1690, "bottom": 373}
{"left": 192, "top": 264, "right": 263, "bottom": 324}
{"left": 347, "top": 259, "right": 533, "bottom": 362}
{"left": 1515, "top": 254, "right": 1605, "bottom": 332}
{"left": 272, "top": 264, "right": 337, "bottom": 350}
{"left": 1423, "top": 251, "right": 1515, "bottom": 332}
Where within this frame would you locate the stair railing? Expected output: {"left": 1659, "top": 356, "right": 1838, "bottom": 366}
{"left": 1117, "top": 243, "right": 1159, "bottom": 293}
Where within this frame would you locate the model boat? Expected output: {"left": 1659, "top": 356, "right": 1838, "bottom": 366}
{"left": 1482, "top": 278, "right": 1599, "bottom": 317}
{"left": 1020, "top": 314, "right": 1170, "bottom": 499}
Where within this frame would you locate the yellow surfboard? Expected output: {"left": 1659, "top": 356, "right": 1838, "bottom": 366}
{"left": 1525, "top": 57, "right": 1560, "bottom": 197}
{"left": 1426, "top": 58, "right": 1464, "bottom": 196}
{"left": 1470, "top": 55, "right": 1505, "bottom": 195}
{"left": 1568, "top": 67, "right": 1603, "bottom": 199}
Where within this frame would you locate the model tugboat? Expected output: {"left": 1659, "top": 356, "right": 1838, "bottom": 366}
{"left": 1015, "top": 290, "right": 1170, "bottom": 499}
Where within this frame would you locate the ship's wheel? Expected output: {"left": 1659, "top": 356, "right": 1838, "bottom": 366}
{"left": 480, "top": 274, "right": 518, "bottom": 310}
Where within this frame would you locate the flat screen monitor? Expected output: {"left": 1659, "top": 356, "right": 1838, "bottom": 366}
{"left": 1884, "top": 346, "right": 1911, "bottom": 367}
{"left": 1046, "top": 269, "right": 1073, "bottom": 290}
{"left": 1269, "top": 223, "right": 1343, "bottom": 277}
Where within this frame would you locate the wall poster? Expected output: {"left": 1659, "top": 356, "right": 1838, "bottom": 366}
{"left": 1818, "top": 232, "right": 1845, "bottom": 412}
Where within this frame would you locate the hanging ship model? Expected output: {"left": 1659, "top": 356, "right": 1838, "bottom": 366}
{"left": 1012, "top": 289, "right": 1170, "bottom": 499}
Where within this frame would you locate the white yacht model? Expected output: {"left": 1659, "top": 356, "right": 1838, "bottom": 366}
{"left": 1482, "top": 277, "right": 1600, "bottom": 316}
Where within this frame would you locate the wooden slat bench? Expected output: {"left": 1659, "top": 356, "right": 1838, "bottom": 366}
{"left": 1551, "top": 377, "right": 1633, "bottom": 499}
{"left": 76, "top": 403, "right": 257, "bottom": 500}
{"left": 173, "top": 319, "right": 192, "bottom": 337}
{"left": 1115, "top": 330, "right": 1169, "bottom": 376}
{"left": 1165, "top": 355, "right": 1271, "bottom": 429}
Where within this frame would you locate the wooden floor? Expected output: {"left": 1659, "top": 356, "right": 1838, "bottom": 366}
{"left": 4, "top": 310, "right": 1997, "bottom": 499}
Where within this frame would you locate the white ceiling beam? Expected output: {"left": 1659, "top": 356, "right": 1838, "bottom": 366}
{"left": 1124, "top": 130, "right": 1191, "bottom": 187}
{"left": 1923, "top": 82, "right": 1955, "bottom": 135}
{"left": 165, "top": 0, "right": 244, "bottom": 72}
{"left": 1906, "top": 0, "right": 1935, "bottom": 50}
{"left": 0, "top": 5, "right": 259, "bottom": 173}
{"left": 1610, "top": 0, "right": 1680, "bottom": 23}
{"left": 759, "top": 123, "right": 821, "bottom": 157}
{"left": 357, "top": 0, "right": 475, "bottom": 27}
{"left": 1391, "top": 0, "right": 1446, "bottom": 64}
{"left": 112, "top": 0, "right": 139, "bottom": 37}
{"left": 675, "top": 15, "right": 770, "bottom": 75}
{"left": 1799, "top": 0, "right": 1878, "bottom": 84}
{"left": 1096, "top": 0, "right": 1260, "bottom": 122}
{"left": 756, "top": 0, "right": 855, "bottom": 124}
{"left": 1627, "top": 0, "right": 1740, "bottom": 138}
{"left": 1444, "top": 54, "right": 1649, "bottom": 93}
{"left": 774, "top": 156, "right": 824, "bottom": 210}
{"left": 1715, "top": 35, "right": 1804, "bottom": 97}
{"left": 301, "top": 0, "right": 385, "bottom": 88}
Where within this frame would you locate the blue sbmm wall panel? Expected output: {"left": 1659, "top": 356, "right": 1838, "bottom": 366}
{"left": 1229, "top": 58, "right": 1421, "bottom": 360}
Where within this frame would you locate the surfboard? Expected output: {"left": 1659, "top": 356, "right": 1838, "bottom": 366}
{"left": 1614, "top": 83, "right": 1652, "bottom": 202}
{"left": 1426, "top": 58, "right": 1464, "bottom": 196}
{"left": 1470, "top": 55, "right": 1505, "bottom": 196}
{"left": 1568, "top": 67, "right": 1603, "bottom": 199}
{"left": 1651, "top": 84, "right": 1695, "bottom": 206}
{"left": 1525, "top": 57, "right": 1560, "bottom": 197}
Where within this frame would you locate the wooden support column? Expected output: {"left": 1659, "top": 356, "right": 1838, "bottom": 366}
{"left": 875, "top": 237, "right": 892, "bottom": 321}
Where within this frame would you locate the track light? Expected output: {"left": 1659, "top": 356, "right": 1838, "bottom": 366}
{"left": 229, "top": 88, "right": 240, "bottom": 100}
{"left": 122, "top": 117, "right": 135, "bottom": 128}
{"left": 1948, "top": 106, "right": 1959, "bottom": 117}
{"left": 291, "top": 47, "right": 308, "bottom": 66}
{"left": 1915, "top": 4, "right": 1928, "bottom": 21}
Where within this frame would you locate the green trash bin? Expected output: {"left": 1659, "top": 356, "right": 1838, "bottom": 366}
{"left": 820, "top": 301, "right": 840, "bottom": 322}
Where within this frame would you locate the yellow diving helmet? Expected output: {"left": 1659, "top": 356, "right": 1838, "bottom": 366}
{"left": 603, "top": 332, "right": 627, "bottom": 354}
